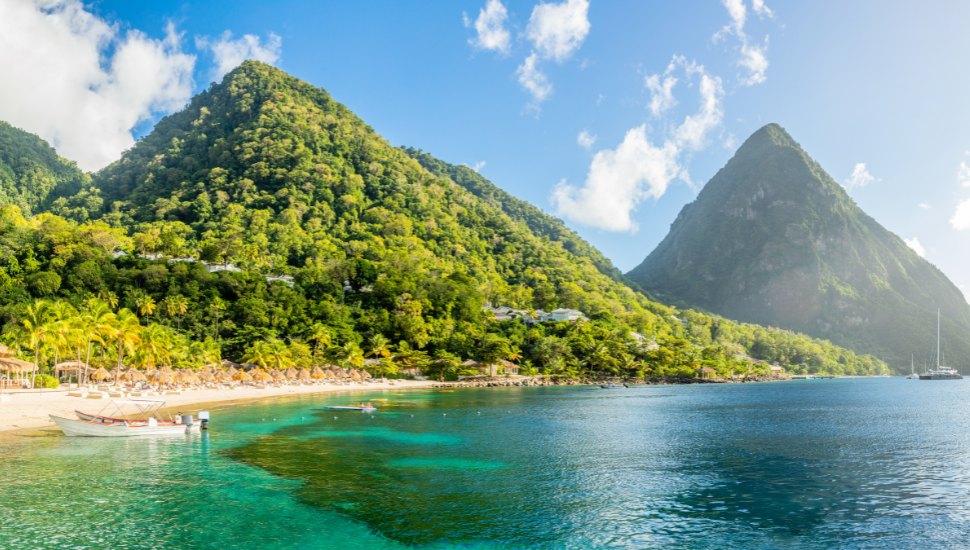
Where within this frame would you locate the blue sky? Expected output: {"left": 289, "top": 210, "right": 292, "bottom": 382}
{"left": 5, "top": 0, "right": 970, "bottom": 300}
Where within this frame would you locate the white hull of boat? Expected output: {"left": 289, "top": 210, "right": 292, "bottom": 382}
{"left": 51, "top": 415, "right": 199, "bottom": 437}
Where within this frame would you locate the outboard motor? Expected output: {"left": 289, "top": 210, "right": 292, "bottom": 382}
{"left": 181, "top": 414, "right": 194, "bottom": 428}
{"left": 199, "top": 411, "right": 209, "bottom": 430}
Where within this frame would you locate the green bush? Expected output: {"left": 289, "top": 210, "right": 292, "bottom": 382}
{"left": 33, "top": 374, "right": 59, "bottom": 389}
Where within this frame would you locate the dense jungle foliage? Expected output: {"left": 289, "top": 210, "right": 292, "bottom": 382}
{"left": 0, "top": 63, "right": 887, "bottom": 377}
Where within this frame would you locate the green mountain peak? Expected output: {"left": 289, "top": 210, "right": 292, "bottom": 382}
{"left": 628, "top": 124, "right": 970, "bottom": 368}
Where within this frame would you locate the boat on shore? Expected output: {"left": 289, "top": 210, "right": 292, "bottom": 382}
{"left": 51, "top": 399, "right": 205, "bottom": 437}
{"left": 920, "top": 310, "right": 963, "bottom": 380}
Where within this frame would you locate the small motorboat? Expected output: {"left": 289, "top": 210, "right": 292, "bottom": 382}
{"left": 600, "top": 383, "right": 628, "bottom": 389}
{"left": 53, "top": 399, "right": 206, "bottom": 437}
{"left": 322, "top": 405, "right": 377, "bottom": 411}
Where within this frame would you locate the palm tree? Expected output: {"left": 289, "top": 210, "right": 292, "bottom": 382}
{"left": 307, "top": 323, "right": 331, "bottom": 360}
{"left": 335, "top": 342, "right": 365, "bottom": 370}
{"left": 136, "top": 296, "right": 157, "bottom": 319}
{"left": 80, "top": 299, "right": 114, "bottom": 385}
{"left": 264, "top": 340, "right": 295, "bottom": 370}
{"left": 138, "top": 323, "right": 173, "bottom": 370}
{"left": 242, "top": 341, "right": 270, "bottom": 369}
{"left": 13, "top": 300, "right": 53, "bottom": 389}
{"left": 105, "top": 309, "right": 142, "bottom": 385}
{"left": 210, "top": 299, "right": 226, "bottom": 342}
{"left": 164, "top": 295, "right": 189, "bottom": 331}
{"left": 366, "top": 334, "right": 391, "bottom": 359}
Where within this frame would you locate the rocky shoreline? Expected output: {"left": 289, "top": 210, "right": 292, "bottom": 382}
{"left": 430, "top": 374, "right": 792, "bottom": 388}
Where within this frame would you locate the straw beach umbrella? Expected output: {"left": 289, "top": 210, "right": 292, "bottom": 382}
{"left": 310, "top": 366, "right": 326, "bottom": 379}
{"left": 272, "top": 370, "right": 286, "bottom": 381}
{"left": 124, "top": 368, "right": 147, "bottom": 383}
{"left": 296, "top": 368, "right": 311, "bottom": 380}
{"left": 91, "top": 367, "right": 111, "bottom": 381}
{"left": 232, "top": 370, "right": 253, "bottom": 382}
{"left": 361, "top": 370, "right": 372, "bottom": 379}
{"left": 226, "top": 366, "right": 238, "bottom": 377}
{"left": 252, "top": 370, "right": 272, "bottom": 382}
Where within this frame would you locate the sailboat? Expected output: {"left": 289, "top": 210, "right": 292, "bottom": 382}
{"left": 919, "top": 309, "right": 963, "bottom": 380}
{"left": 906, "top": 355, "right": 919, "bottom": 379}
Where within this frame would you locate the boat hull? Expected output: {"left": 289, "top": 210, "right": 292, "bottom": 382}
{"left": 322, "top": 406, "right": 377, "bottom": 411}
{"left": 51, "top": 415, "right": 198, "bottom": 437}
{"left": 918, "top": 374, "right": 964, "bottom": 380}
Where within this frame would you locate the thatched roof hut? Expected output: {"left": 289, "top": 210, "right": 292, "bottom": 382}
{"left": 0, "top": 356, "right": 34, "bottom": 373}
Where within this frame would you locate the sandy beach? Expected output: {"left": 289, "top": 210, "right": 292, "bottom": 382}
{"left": 0, "top": 380, "right": 439, "bottom": 433}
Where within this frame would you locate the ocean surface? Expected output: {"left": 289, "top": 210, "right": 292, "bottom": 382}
{"left": 3, "top": 378, "right": 970, "bottom": 549}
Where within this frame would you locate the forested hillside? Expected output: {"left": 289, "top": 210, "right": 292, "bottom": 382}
{"left": 0, "top": 122, "right": 91, "bottom": 217}
{"left": 0, "top": 63, "right": 888, "bottom": 378}
{"left": 628, "top": 123, "right": 970, "bottom": 371}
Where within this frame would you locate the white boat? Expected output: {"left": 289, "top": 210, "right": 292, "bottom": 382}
{"left": 52, "top": 399, "right": 205, "bottom": 437}
{"left": 906, "top": 354, "right": 919, "bottom": 379}
{"left": 50, "top": 415, "right": 199, "bottom": 437}
{"left": 920, "top": 310, "right": 963, "bottom": 380}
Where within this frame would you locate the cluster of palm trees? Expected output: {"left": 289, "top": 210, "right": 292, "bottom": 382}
{"left": 5, "top": 298, "right": 220, "bottom": 385}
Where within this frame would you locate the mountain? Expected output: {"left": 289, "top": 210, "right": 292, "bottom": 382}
{"left": 0, "top": 122, "right": 90, "bottom": 217}
{"left": 627, "top": 123, "right": 970, "bottom": 369}
{"left": 0, "top": 63, "right": 888, "bottom": 376}
{"left": 87, "top": 61, "right": 662, "bottom": 340}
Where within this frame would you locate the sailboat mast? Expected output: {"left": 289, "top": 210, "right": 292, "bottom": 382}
{"left": 937, "top": 308, "right": 941, "bottom": 369}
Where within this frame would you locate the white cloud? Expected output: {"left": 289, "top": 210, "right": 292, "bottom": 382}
{"left": 553, "top": 126, "right": 680, "bottom": 232}
{"left": 577, "top": 130, "right": 596, "bottom": 149}
{"left": 951, "top": 198, "right": 970, "bottom": 230}
{"left": 463, "top": 161, "right": 486, "bottom": 172}
{"left": 516, "top": 52, "right": 553, "bottom": 104}
{"left": 196, "top": 31, "right": 281, "bottom": 81}
{"left": 464, "top": 0, "right": 511, "bottom": 54}
{"left": 0, "top": 0, "right": 196, "bottom": 172}
{"left": 845, "top": 163, "right": 879, "bottom": 188}
{"left": 713, "top": 0, "right": 770, "bottom": 87}
{"left": 526, "top": 0, "right": 590, "bottom": 62}
{"left": 752, "top": 0, "right": 774, "bottom": 18}
{"left": 959, "top": 161, "right": 970, "bottom": 187}
{"left": 553, "top": 63, "right": 724, "bottom": 231}
{"left": 645, "top": 73, "right": 678, "bottom": 116}
{"left": 904, "top": 237, "right": 926, "bottom": 258}
{"left": 919, "top": 203, "right": 932, "bottom": 209}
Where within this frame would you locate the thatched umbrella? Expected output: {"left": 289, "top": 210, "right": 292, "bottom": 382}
{"left": 310, "top": 366, "right": 326, "bottom": 379}
{"left": 272, "top": 370, "right": 286, "bottom": 381}
{"left": 91, "top": 366, "right": 111, "bottom": 381}
{"left": 349, "top": 369, "right": 362, "bottom": 380}
{"left": 232, "top": 370, "right": 253, "bottom": 382}
{"left": 198, "top": 370, "right": 215, "bottom": 382}
{"left": 149, "top": 369, "right": 173, "bottom": 388}
{"left": 124, "top": 368, "right": 147, "bottom": 382}
{"left": 361, "top": 370, "right": 372, "bottom": 379}
{"left": 296, "top": 368, "right": 311, "bottom": 380}
{"left": 0, "top": 343, "right": 10, "bottom": 357}
{"left": 226, "top": 366, "right": 238, "bottom": 377}
{"left": 284, "top": 368, "right": 298, "bottom": 379}
{"left": 214, "top": 370, "right": 231, "bottom": 382}
{"left": 251, "top": 370, "right": 273, "bottom": 382}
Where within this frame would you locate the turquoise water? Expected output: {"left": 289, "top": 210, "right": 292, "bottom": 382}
{"left": 3, "top": 379, "right": 970, "bottom": 548}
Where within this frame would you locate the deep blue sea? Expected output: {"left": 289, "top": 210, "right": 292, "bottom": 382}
{"left": 3, "top": 378, "right": 970, "bottom": 549}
